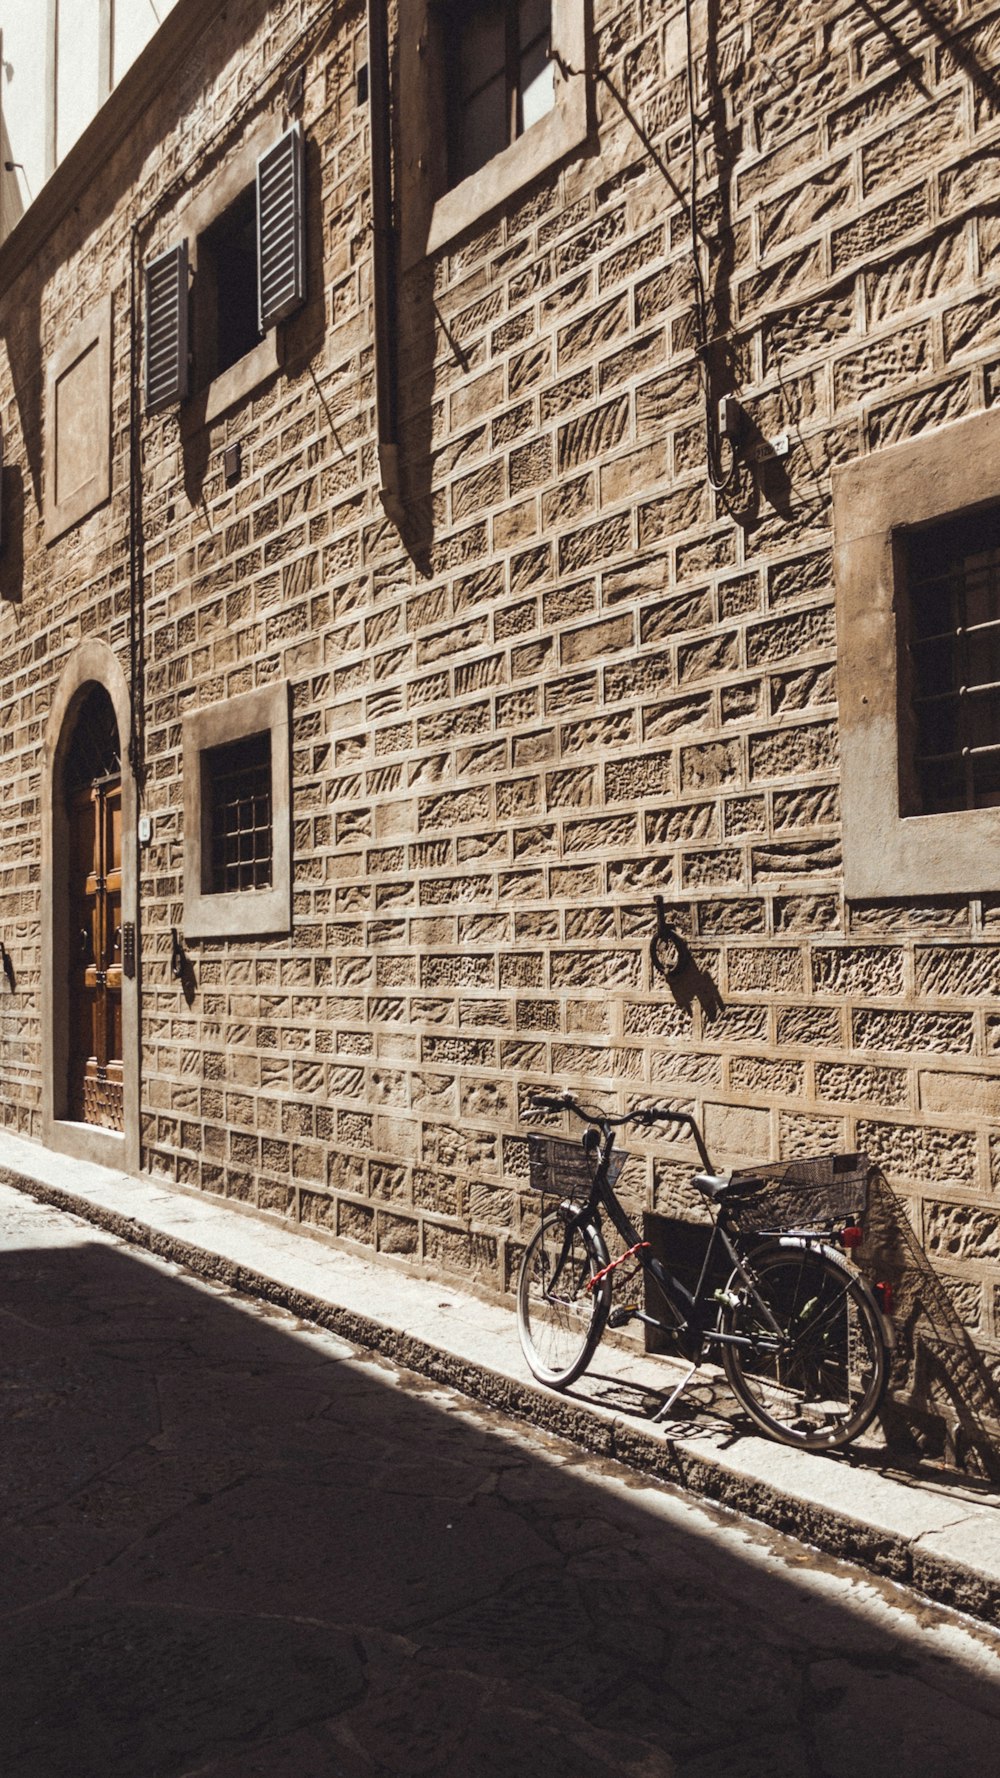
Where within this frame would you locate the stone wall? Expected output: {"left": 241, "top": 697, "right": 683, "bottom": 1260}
{"left": 2, "top": 0, "right": 1000, "bottom": 1447}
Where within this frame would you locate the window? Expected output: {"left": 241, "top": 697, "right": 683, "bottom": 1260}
{"left": 205, "top": 730, "right": 273, "bottom": 893}
{"left": 833, "top": 407, "right": 1000, "bottom": 896}
{"left": 145, "top": 123, "right": 305, "bottom": 418}
{"left": 197, "top": 185, "right": 262, "bottom": 383}
{"left": 182, "top": 683, "right": 291, "bottom": 938}
{"left": 399, "top": 0, "right": 588, "bottom": 263}
{"left": 449, "top": 0, "right": 556, "bottom": 188}
{"left": 898, "top": 507, "right": 1000, "bottom": 817}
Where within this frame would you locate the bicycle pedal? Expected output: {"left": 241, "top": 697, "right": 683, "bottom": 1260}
{"left": 608, "top": 1305, "right": 638, "bottom": 1328}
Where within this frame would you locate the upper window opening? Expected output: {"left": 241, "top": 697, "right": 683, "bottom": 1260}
{"left": 449, "top": 0, "right": 556, "bottom": 188}
{"left": 198, "top": 185, "right": 262, "bottom": 382}
{"left": 900, "top": 505, "right": 1000, "bottom": 816}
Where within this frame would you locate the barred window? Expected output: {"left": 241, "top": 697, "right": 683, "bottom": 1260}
{"left": 205, "top": 731, "right": 273, "bottom": 893}
{"left": 900, "top": 505, "right": 1000, "bottom": 816}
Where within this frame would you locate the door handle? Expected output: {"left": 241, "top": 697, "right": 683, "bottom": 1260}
{"left": 80, "top": 928, "right": 92, "bottom": 960}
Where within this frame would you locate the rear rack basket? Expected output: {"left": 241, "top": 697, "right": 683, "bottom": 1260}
{"left": 726, "top": 1150, "right": 873, "bottom": 1236}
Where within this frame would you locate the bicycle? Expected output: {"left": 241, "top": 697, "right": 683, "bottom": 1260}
{"left": 516, "top": 1091, "right": 893, "bottom": 1452}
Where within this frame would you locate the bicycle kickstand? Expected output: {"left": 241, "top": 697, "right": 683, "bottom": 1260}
{"left": 651, "top": 1359, "right": 699, "bottom": 1423}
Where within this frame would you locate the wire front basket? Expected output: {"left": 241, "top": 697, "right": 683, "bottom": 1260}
{"left": 725, "top": 1151, "right": 873, "bottom": 1236}
{"left": 526, "top": 1133, "right": 631, "bottom": 1206}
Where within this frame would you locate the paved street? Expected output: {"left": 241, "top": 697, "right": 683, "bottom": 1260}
{"left": 3, "top": 1181, "right": 999, "bottom": 1778}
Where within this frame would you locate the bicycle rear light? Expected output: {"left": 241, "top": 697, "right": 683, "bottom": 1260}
{"left": 840, "top": 1223, "right": 863, "bottom": 1251}
{"left": 873, "top": 1281, "right": 894, "bottom": 1315}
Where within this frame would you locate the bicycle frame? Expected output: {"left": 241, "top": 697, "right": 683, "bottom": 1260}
{"left": 563, "top": 1121, "right": 791, "bottom": 1360}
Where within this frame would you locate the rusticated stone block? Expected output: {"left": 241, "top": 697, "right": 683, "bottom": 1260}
{"left": 727, "top": 947, "right": 804, "bottom": 994}
{"left": 558, "top": 395, "right": 629, "bottom": 470}
{"left": 645, "top": 800, "right": 717, "bottom": 845}
{"left": 423, "top": 1121, "right": 497, "bottom": 1172}
{"left": 919, "top": 1070, "right": 1000, "bottom": 1117}
{"left": 857, "top": 1118, "right": 979, "bottom": 1184}
{"left": 704, "top": 1100, "right": 771, "bottom": 1161}
{"left": 545, "top": 765, "right": 598, "bottom": 809}
{"left": 640, "top": 587, "right": 713, "bottom": 641}
{"left": 768, "top": 550, "right": 832, "bottom": 609}
{"left": 682, "top": 848, "right": 743, "bottom": 888}
{"left": 866, "top": 226, "right": 966, "bottom": 329}
{"left": 765, "top": 288, "right": 855, "bottom": 371}
{"left": 729, "top": 1055, "right": 804, "bottom": 1096}
{"left": 813, "top": 945, "right": 904, "bottom": 998}
{"left": 776, "top": 1005, "right": 843, "bottom": 1047}
{"left": 778, "top": 1111, "right": 847, "bottom": 1158}
{"left": 924, "top": 1200, "right": 1000, "bottom": 1262}
{"left": 853, "top": 1008, "right": 974, "bottom": 1055}
{"left": 558, "top": 293, "right": 630, "bottom": 366}
{"left": 749, "top": 721, "right": 837, "bottom": 781}
{"left": 771, "top": 664, "right": 836, "bottom": 713}
{"left": 604, "top": 648, "right": 674, "bottom": 703}
{"left": 549, "top": 948, "right": 643, "bottom": 988}
{"left": 773, "top": 893, "right": 840, "bottom": 932}
{"left": 868, "top": 371, "right": 973, "bottom": 450}
{"left": 747, "top": 608, "right": 835, "bottom": 668}
{"left": 680, "top": 740, "right": 741, "bottom": 792}
{"left": 652, "top": 1049, "right": 723, "bottom": 1087}
{"left": 636, "top": 481, "right": 707, "bottom": 547}
{"left": 563, "top": 812, "right": 637, "bottom": 852}
{"left": 915, "top": 947, "right": 1000, "bottom": 1000}
{"left": 642, "top": 691, "right": 713, "bottom": 741}
{"left": 558, "top": 512, "right": 631, "bottom": 574}
{"left": 833, "top": 321, "right": 931, "bottom": 408}
{"left": 718, "top": 800, "right": 758, "bottom": 839}
{"left": 561, "top": 710, "right": 636, "bottom": 753}
{"left": 772, "top": 786, "right": 838, "bottom": 830}
{"left": 862, "top": 91, "right": 964, "bottom": 196}
{"left": 759, "top": 159, "right": 853, "bottom": 256}
{"left": 737, "top": 241, "right": 824, "bottom": 322}
{"left": 605, "top": 752, "right": 673, "bottom": 800}
{"left": 816, "top": 1061, "right": 909, "bottom": 1108}
{"left": 677, "top": 631, "right": 740, "bottom": 682}
{"left": 940, "top": 144, "right": 1000, "bottom": 221}
{"left": 561, "top": 612, "right": 634, "bottom": 665}
{"left": 831, "top": 184, "right": 930, "bottom": 270}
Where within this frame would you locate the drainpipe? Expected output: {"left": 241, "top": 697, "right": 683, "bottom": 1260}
{"left": 367, "top": 0, "right": 405, "bottom": 530}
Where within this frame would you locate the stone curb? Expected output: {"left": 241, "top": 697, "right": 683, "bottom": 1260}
{"left": 4, "top": 1161, "right": 999, "bottom": 1629}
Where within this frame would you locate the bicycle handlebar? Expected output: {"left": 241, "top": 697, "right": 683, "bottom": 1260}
{"left": 528, "top": 1091, "right": 714, "bottom": 1171}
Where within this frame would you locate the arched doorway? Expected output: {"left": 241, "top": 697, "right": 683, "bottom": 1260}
{"left": 43, "top": 640, "right": 139, "bottom": 1171}
{"left": 63, "top": 685, "right": 124, "bottom": 1130}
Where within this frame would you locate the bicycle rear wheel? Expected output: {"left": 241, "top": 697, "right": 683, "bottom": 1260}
{"left": 721, "top": 1241, "right": 887, "bottom": 1451}
{"left": 517, "top": 1207, "right": 610, "bottom": 1389}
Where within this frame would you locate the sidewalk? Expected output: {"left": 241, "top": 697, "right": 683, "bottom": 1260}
{"left": 1, "top": 1129, "right": 998, "bottom": 1626}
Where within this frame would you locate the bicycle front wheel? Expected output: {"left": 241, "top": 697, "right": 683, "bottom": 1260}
{"left": 517, "top": 1208, "right": 610, "bottom": 1389}
{"left": 721, "top": 1241, "right": 888, "bottom": 1451}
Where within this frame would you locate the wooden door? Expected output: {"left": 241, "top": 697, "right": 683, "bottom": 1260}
{"left": 68, "top": 776, "right": 123, "bottom": 1129}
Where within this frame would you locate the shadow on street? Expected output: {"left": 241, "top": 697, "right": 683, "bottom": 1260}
{"left": 2, "top": 1219, "right": 999, "bottom": 1778}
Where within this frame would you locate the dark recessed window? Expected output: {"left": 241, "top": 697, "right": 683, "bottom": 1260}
{"left": 448, "top": 0, "right": 555, "bottom": 188}
{"left": 204, "top": 730, "right": 273, "bottom": 893}
{"left": 900, "top": 504, "right": 1000, "bottom": 815}
{"left": 197, "top": 184, "right": 262, "bottom": 382}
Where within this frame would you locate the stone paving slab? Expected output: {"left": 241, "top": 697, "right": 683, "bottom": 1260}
{"left": 1, "top": 1130, "right": 997, "bottom": 1625}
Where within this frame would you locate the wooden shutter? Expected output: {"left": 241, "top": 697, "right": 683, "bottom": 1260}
{"left": 257, "top": 125, "right": 306, "bottom": 331}
{"left": 145, "top": 241, "right": 189, "bottom": 412}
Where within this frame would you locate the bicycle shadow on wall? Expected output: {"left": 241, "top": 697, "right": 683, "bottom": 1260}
{"left": 863, "top": 1174, "right": 1000, "bottom": 1484}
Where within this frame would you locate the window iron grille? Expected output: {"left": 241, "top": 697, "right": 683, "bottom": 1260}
{"left": 902, "top": 504, "right": 1000, "bottom": 815}
{"left": 205, "top": 731, "right": 273, "bottom": 893}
